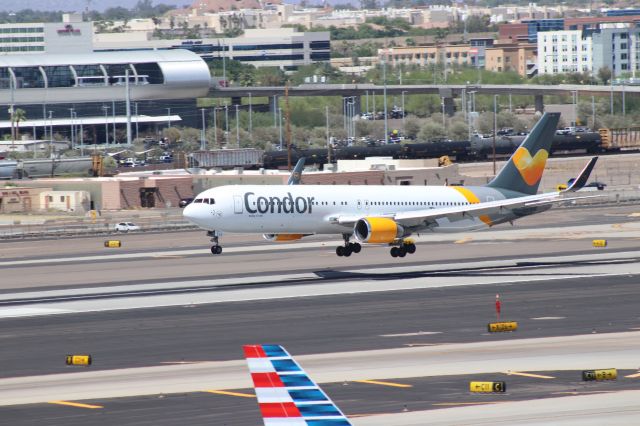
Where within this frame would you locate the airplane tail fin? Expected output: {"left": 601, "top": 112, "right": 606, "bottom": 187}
{"left": 288, "top": 157, "right": 305, "bottom": 185}
{"left": 486, "top": 112, "right": 560, "bottom": 195}
{"left": 243, "top": 344, "right": 352, "bottom": 426}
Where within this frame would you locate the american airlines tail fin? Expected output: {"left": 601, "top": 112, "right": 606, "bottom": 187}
{"left": 487, "top": 112, "right": 560, "bottom": 195}
{"left": 288, "top": 158, "right": 305, "bottom": 185}
{"left": 243, "top": 344, "right": 352, "bottom": 426}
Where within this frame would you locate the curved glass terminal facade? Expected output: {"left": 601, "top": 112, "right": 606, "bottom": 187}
{"left": 1, "top": 61, "right": 166, "bottom": 89}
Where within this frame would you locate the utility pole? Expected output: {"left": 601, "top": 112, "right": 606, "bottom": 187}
{"left": 134, "top": 102, "right": 139, "bottom": 141}
{"left": 166, "top": 107, "right": 171, "bottom": 128}
{"left": 112, "top": 100, "right": 116, "bottom": 144}
{"left": 224, "top": 103, "right": 229, "bottom": 146}
{"left": 69, "top": 108, "right": 75, "bottom": 149}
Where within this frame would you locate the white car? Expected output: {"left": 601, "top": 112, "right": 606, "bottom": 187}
{"left": 114, "top": 222, "right": 140, "bottom": 232}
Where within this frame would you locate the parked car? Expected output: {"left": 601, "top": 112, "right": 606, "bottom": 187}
{"left": 114, "top": 222, "right": 140, "bottom": 232}
{"left": 179, "top": 197, "right": 194, "bottom": 208}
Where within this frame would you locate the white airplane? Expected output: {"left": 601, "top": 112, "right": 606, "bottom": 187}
{"left": 184, "top": 112, "right": 598, "bottom": 258}
{"left": 243, "top": 344, "right": 352, "bottom": 426}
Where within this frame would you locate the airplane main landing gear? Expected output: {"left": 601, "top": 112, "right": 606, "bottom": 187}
{"left": 336, "top": 234, "right": 361, "bottom": 257}
{"left": 208, "top": 230, "right": 223, "bottom": 255}
{"left": 390, "top": 240, "right": 416, "bottom": 258}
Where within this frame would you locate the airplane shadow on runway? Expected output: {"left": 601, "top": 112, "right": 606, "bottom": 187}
{"left": 312, "top": 258, "right": 640, "bottom": 281}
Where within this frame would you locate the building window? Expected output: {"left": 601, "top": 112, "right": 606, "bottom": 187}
{"left": 12, "top": 66, "right": 45, "bottom": 88}
{"left": 133, "top": 62, "right": 164, "bottom": 84}
{"left": 43, "top": 65, "right": 74, "bottom": 88}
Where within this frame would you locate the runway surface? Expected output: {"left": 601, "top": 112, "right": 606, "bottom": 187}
{"left": 1, "top": 204, "right": 640, "bottom": 425}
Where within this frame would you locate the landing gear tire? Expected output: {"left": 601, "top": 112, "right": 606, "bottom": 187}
{"left": 351, "top": 242, "right": 361, "bottom": 253}
{"left": 397, "top": 246, "right": 407, "bottom": 257}
{"left": 211, "top": 245, "right": 222, "bottom": 255}
{"left": 390, "top": 247, "right": 399, "bottom": 257}
{"left": 405, "top": 243, "right": 416, "bottom": 254}
{"left": 336, "top": 246, "right": 345, "bottom": 257}
{"left": 343, "top": 246, "right": 352, "bottom": 257}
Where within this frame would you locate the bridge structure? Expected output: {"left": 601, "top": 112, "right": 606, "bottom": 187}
{"left": 210, "top": 83, "right": 640, "bottom": 116}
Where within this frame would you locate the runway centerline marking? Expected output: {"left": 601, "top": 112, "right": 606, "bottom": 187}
{"left": 204, "top": 390, "right": 255, "bottom": 398}
{"left": 531, "top": 317, "right": 566, "bottom": 320}
{"left": 504, "top": 371, "right": 555, "bottom": 379}
{"left": 48, "top": 400, "right": 103, "bottom": 409}
{"left": 380, "top": 331, "right": 442, "bottom": 337}
{"left": 355, "top": 380, "right": 412, "bottom": 388}
{"left": 433, "top": 402, "right": 503, "bottom": 406}
{"left": 625, "top": 372, "right": 640, "bottom": 378}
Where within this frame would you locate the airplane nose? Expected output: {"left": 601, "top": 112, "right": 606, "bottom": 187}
{"left": 183, "top": 203, "right": 197, "bottom": 223}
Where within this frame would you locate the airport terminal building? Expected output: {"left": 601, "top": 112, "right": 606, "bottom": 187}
{"left": 0, "top": 16, "right": 330, "bottom": 146}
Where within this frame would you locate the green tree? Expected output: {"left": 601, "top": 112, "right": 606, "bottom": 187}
{"left": 598, "top": 66, "right": 612, "bottom": 85}
{"left": 418, "top": 122, "right": 446, "bottom": 141}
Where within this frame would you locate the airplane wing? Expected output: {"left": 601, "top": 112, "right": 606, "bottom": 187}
{"left": 564, "top": 157, "right": 598, "bottom": 192}
{"left": 243, "top": 344, "right": 352, "bottom": 426}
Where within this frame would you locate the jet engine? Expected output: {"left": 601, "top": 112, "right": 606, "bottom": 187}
{"left": 354, "top": 217, "right": 404, "bottom": 243}
{"left": 263, "top": 234, "right": 306, "bottom": 242}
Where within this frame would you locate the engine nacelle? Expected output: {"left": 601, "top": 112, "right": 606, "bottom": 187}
{"left": 263, "top": 233, "right": 306, "bottom": 242}
{"left": 354, "top": 217, "right": 404, "bottom": 244}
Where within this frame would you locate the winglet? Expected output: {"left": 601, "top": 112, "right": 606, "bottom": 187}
{"left": 243, "top": 344, "right": 352, "bottom": 426}
{"left": 287, "top": 157, "right": 305, "bottom": 185}
{"left": 564, "top": 157, "right": 598, "bottom": 192}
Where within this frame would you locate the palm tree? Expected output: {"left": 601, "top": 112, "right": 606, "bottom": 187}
{"left": 14, "top": 108, "right": 26, "bottom": 140}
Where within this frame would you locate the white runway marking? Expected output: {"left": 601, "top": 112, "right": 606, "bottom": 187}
{"left": 380, "top": 331, "right": 442, "bottom": 337}
{"left": 531, "top": 317, "right": 567, "bottom": 320}
{"left": 0, "top": 307, "right": 73, "bottom": 318}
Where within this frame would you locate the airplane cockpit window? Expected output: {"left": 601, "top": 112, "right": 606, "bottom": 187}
{"left": 194, "top": 198, "right": 203, "bottom": 203}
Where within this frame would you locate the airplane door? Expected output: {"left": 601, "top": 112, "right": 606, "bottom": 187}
{"left": 233, "top": 195, "right": 243, "bottom": 214}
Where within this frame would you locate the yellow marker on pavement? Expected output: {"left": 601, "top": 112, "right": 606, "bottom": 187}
{"left": 204, "top": 390, "right": 255, "bottom": 398}
{"left": 48, "top": 401, "right": 103, "bottom": 409}
{"left": 355, "top": 380, "right": 413, "bottom": 388}
{"left": 505, "top": 371, "right": 555, "bottom": 379}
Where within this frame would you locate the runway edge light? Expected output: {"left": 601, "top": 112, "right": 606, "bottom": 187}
{"left": 104, "top": 240, "right": 122, "bottom": 248}
{"left": 66, "top": 355, "right": 92, "bottom": 366}
{"left": 582, "top": 368, "right": 617, "bottom": 381}
{"left": 488, "top": 321, "right": 518, "bottom": 332}
{"left": 469, "top": 381, "right": 506, "bottom": 393}
{"left": 592, "top": 239, "right": 607, "bottom": 248}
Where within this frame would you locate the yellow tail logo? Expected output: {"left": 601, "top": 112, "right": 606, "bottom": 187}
{"left": 512, "top": 147, "right": 548, "bottom": 186}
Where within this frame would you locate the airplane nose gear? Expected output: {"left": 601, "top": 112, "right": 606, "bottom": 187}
{"left": 208, "top": 230, "right": 223, "bottom": 255}
{"left": 390, "top": 239, "right": 416, "bottom": 258}
{"left": 336, "top": 235, "right": 360, "bottom": 257}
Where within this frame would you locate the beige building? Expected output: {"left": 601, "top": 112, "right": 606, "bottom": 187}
{"left": 381, "top": 45, "right": 473, "bottom": 68}
{"left": 0, "top": 186, "right": 47, "bottom": 213}
{"left": 40, "top": 190, "right": 91, "bottom": 213}
{"left": 485, "top": 42, "right": 537, "bottom": 77}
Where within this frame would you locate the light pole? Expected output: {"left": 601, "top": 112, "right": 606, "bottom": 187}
{"left": 68, "top": 108, "right": 75, "bottom": 149}
{"left": 591, "top": 95, "right": 595, "bottom": 129}
{"left": 224, "top": 103, "right": 229, "bottom": 146}
{"left": 325, "top": 105, "right": 331, "bottom": 164}
{"left": 248, "top": 92, "right": 252, "bottom": 139}
{"left": 278, "top": 107, "right": 283, "bottom": 150}
{"left": 102, "top": 106, "right": 109, "bottom": 146}
{"left": 235, "top": 104, "right": 240, "bottom": 148}
{"left": 401, "top": 90, "right": 407, "bottom": 129}
{"left": 134, "top": 102, "right": 139, "bottom": 141}
{"left": 571, "top": 90, "right": 578, "bottom": 126}
{"left": 200, "top": 108, "right": 206, "bottom": 151}
{"left": 48, "top": 110, "right": 53, "bottom": 158}
{"left": 441, "top": 97, "right": 445, "bottom": 131}
{"left": 166, "top": 107, "right": 171, "bottom": 128}
{"left": 383, "top": 57, "right": 388, "bottom": 144}
{"left": 493, "top": 94, "right": 498, "bottom": 176}
{"left": 212, "top": 107, "right": 218, "bottom": 148}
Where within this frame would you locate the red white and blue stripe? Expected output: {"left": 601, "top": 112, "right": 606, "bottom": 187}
{"left": 244, "top": 344, "right": 352, "bottom": 426}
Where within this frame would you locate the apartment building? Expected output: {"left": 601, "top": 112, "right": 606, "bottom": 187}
{"left": 537, "top": 30, "right": 592, "bottom": 75}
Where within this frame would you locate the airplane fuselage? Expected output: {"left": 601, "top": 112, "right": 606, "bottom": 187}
{"left": 184, "top": 184, "right": 540, "bottom": 236}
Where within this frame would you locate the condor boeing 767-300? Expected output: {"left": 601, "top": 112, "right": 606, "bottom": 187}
{"left": 184, "top": 112, "right": 598, "bottom": 258}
